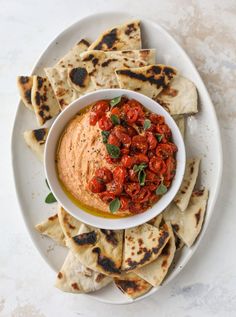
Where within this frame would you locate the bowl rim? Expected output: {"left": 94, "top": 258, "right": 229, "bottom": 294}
{"left": 44, "top": 88, "right": 186, "bottom": 230}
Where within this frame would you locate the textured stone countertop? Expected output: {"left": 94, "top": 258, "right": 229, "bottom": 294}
{"left": 1, "top": 0, "right": 236, "bottom": 316}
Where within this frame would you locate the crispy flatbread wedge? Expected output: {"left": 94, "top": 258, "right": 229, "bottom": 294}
{"left": 35, "top": 214, "right": 66, "bottom": 246}
{"left": 163, "top": 188, "right": 209, "bottom": 247}
{"left": 55, "top": 251, "right": 111, "bottom": 293}
{"left": 122, "top": 223, "right": 170, "bottom": 271}
{"left": 57, "top": 205, "right": 82, "bottom": 246}
{"left": 114, "top": 272, "right": 152, "bottom": 299}
{"left": 156, "top": 76, "right": 198, "bottom": 115}
{"left": 17, "top": 76, "right": 34, "bottom": 110}
{"left": 23, "top": 128, "right": 48, "bottom": 161}
{"left": 134, "top": 223, "right": 176, "bottom": 286}
{"left": 44, "top": 39, "right": 95, "bottom": 109}
{"left": 88, "top": 20, "right": 141, "bottom": 51}
{"left": 81, "top": 49, "right": 155, "bottom": 89}
{"left": 31, "top": 76, "right": 60, "bottom": 126}
{"left": 174, "top": 158, "right": 200, "bottom": 211}
{"left": 115, "top": 64, "right": 178, "bottom": 99}
{"left": 68, "top": 224, "right": 123, "bottom": 277}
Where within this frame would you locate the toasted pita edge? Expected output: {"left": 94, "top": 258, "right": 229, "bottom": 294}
{"left": 23, "top": 128, "right": 49, "bottom": 161}
{"left": 17, "top": 76, "right": 33, "bottom": 110}
{"left": 35, "top": 213, "right": 66, "bottom": 246}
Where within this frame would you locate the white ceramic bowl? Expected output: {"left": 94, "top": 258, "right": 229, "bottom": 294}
{"left": 44, "top": 89, "right": 186, "bottom": 230}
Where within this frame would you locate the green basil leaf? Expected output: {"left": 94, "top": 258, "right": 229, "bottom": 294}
{"left": 156, "top": 133, "right": 163, "bottom": 142}
{"left": 110, "top": 114, "right": 120, "bottom": 125}
{"left": 109, "top": 198, "right": 120, "bottom": 213}
{"left": 101, "top": 131, "right": 110, "bottom": 143}
{"left": 138, "top": 170, "right": 146, "bottom": 186}
{"left": 45, "top": 192, "right": 57, "bottom": 204}
{"left": 106, "top": 143, "right": 120, "bottom": 158}
{"left": 110, "top": 96, "right": 122, "bottom": 108}
{"left": 133, "top": 163, "right": 147, "bottom": 173}
{"left": 45, "top": 179, "right": 50, "bottom": 190}
{"left": 156, "top": 183, "right": 167, "bottom": 195}
{"left": 143, "top": 119, "right": 151, "bottom": 130}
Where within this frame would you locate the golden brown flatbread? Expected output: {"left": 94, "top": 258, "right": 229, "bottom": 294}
{"left": 115, "top": 64, "right": 178, "bottom": 99}
{"left": 88, "top": 20, "right": 141, "bottom": 51}
{"left": 17, "top": 76, "right": 33, "bottom": 110}
{"left": 23, "top": 128, "right": 49, "bottom": 161}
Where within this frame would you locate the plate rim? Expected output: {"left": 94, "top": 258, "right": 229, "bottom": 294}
{"left": 11, "top": 11, "right": 223, "bottom": 305}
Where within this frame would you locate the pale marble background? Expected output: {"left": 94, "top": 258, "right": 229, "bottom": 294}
{"left": 1, "top": 0, "right": 236, "bottom": 316}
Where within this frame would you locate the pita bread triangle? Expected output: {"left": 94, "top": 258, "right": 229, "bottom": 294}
{"left": 134, "top": 222, "right": 176, "bottom": 286}
{"left": 115, "top": 64, "right": 178, "bottom": 99}
{"left": 57, "top": 205, "right": 82, "bottom": 246}
{"left": 114, "top": 272, "right": 152, "bottom": 299}
{"left": 81, "top": 49, "right": 155, "bottom": 90}
{"left": 44, "top": 39, "right": 95, "bottom": 109}
{"left": 122, "top": 222, "right": 170, "bottom": 271}
{"left": 31, "top": 75, "right": 60, "bottom": 126}
{"left": 35, "top": 213, "right": 66, "bottom": 246}
{"left": 88, "top": 20, "right": 141, "bottom": 51}
{"left": 55, "top": 250, "right": 111, "bottom": 293}
{"left": 163, "top": 188, "right": 209, "bottom": 247}
{"left": 17, "top": 76, "right": 34, "bottom": 110}
{"left": 174, "top": 158, "right": 200, "bottom": 211}
{"left": 68, "top": 223, "right": 124, "bottom": 277}
{"left": 156, "top": 75, "right": 198, "bottom": 115}
{"left": 23, "top": 127, "right": 48, "bottom": 161}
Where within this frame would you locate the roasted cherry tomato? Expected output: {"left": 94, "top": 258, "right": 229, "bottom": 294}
{"left": 156, "top": 143, "right": 177, "bottom": 160}
{"left": 149, "top": 113, "right": 164, "bottom": 124}
{"left": 149, "top": 193, "right": 159, "bottom": 204}
{"left": 108, "top": 134, "right": 121, "bottom": 147}
{"left": 126, "top": 99, "right": 144, "bottom": 116}
{"left": 106, "top": 181, "right": 123, "bottom": 195}
{"left": 119, "top": 196, "right": 131, "bottom": 210}
{"left": 121, "top": 155, "right": 136, "bottom": 168}
{"left": 114, "top": 126, "right": 131, "bottom": 146}
{"left": 129, "top": 202, "right": 146, "bottom": 214}
{"left": 111, "top": 107, "right": 121, "bottom": 116}
{"left": 95, "top": 167, "right": 113, "bottom": 184}
{"left": 145, "top": 182, "right": 159, "bottom": 191}
{"left": 98, "top": 115, "right": 113, "bottom": 131}
{"left": 113, "top": 166, "right": 127, "bottom": 184}
{"left": 134, "top": 153, "right": 149, "bottom": 164}
{"left": 149, "top": 156, "right": 167, "bottom": 175}
{"left": 145, "top": 169, "right": 160, "bottom": 182}
{"left": 93, "top": 100, "right": 110, "bottom": 113}
{"left": 105, "top": 155, "right": 120, "bottom": 165}
{"left": 134, "top": 187, "right": 151, "bottom": 203}
{"left": 146, "top": 132, "right": 158, "bottom": 150}
{"left": 120, "top": 148, "right": 130, "bottom": 155}
{"left": 156, "top": 124, "right": 171, "bottom": 139}
{"left": 124, "top": 182, "right": 140, "bottom": 197}
{"left": 128, "top": 169, "right": 139, "bottom": 182}
{"left": 88, "top": 177, "right": 105, "bottom": 193}
{"left": 99, "top": 192, "right": 116, "bottom": 203}
{"left": 131, "top": 135, "right": 148, "bottom": 153}
{"left": 126, "top": 125, "right": 138, "bottom": 137}
{"left": 165, "top": 156, "right": 176, "bottom": 181}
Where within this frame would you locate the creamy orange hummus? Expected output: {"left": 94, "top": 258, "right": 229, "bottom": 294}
{"left": 56, "top": 109, "right": 129, "bottom": 217}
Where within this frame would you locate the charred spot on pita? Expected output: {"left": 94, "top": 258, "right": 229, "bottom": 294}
{"left": 73, "top": 231, "right": 97, "bottom": 245}
{"left": 25, "top": 89, "right": 31, "bottom": 104}
{"left": 57, "top": 272, "right": 63, "bottom": 279}
{"left": 69, "top": 67, "right": 89, "bottom": 88}
{"left": 37, "top": 76, "right": 44, "bottom": 89}
{"left": 195, "top": 208, "right": 202, "bottom": 226}
{"left": 92, "top": 247, "right": 120, "bottom": 274}
{"left": 93, "top": 28, "right": 118, "bottom": 50}
{"left": 100, "top": 229, "right": 118, "bottom": 246}
{"left": 48, "top": 214, "right": 58, "bottom": 221}
{"left": 116, "top": 279, "right": 138, "bottom": 292}
{"left": 19, "top": 76, "right": 29, "bottom": 84}
{"left": 78, "top": 39, "right": 90, "bottom": 47}
{"left": 33, "top": 128, "right": 47, "bottom": 143}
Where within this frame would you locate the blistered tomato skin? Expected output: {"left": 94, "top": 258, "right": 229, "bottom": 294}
{"left": 87, "top": 98, "right": 177, "bottom": 215}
